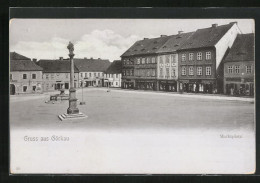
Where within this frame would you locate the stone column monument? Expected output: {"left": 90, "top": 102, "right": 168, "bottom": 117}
{"left": 67, "top": 42, "right": 79, "bottom": 114}
{"left": 58, "top": 42, "right": 87, "bottom": 121}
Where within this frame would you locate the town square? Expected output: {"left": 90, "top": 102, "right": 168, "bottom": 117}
{"left": 9, "top": 19, "right": 255, "bottom": 174}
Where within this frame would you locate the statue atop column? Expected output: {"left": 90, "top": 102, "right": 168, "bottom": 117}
{"left": 67, "top": 41, "right": 74, "bottom": 56}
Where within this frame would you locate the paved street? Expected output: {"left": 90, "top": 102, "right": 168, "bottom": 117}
{"left": 10, "top": 88, "right": 254, "bottom": 131}
{"left": 10, "top": 88, "right": 255, "bottom": 174}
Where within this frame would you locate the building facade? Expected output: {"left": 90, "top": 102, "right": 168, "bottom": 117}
{"left": 10, "top": 52, "right": 43, "bottom": 95}
{"left": 104, "top": 60, "right": 122, "bottom": 88}
{"left": 37, "top": 59, "right": 79, "bottom": 91}
{"left": 121, "top": 32, "right": 193, "bottom": 92}
{"left": 223, "top": 33, "right": 254, "bottom": 96}
{"left": 177, "top": 22, "right": 241, "bottom": 93}
{"left": 74, "top": 58, "right": 111, "bottom": 87}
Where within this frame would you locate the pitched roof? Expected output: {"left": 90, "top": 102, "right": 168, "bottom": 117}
{"left": 10, "top": 52, "right": 31, "bottom": 60}
{"left": 10, "top": 60, "right": 43, "bottom": 71}
{"left": 224, "top": 33, "right": 254, "bottom": 63}
{"left": 121, "top": 35, "right": 173, "bottom": 57}
{"left": 156, "top": 32, "right": 194, "bottom": 53}
{"left": 37, "top": 60, "right": 79, "bottom": 73}
{"left": 105, "top": 60, "right": 122, "bottom": 74}
{"left": 179, "top": 23, "right": 234, "bottom": 50}
{"left": 74, "top": 58, "right": 111, "bottom": 72}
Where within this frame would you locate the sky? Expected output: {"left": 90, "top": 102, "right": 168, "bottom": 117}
{"left": 9, "top": 19, "right": 254, "bottom": 61}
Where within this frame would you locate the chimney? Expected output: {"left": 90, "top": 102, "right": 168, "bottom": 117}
{"left": 32, "top": 58, "right": 37, "bottom": 63}
{"left": 59, "top": 57, "right": 63, "bottom": 60}
{"left": 160, "top": 35, "right": 167, "bottom": 37}
{"left": 84, "top": 57, "right": 87, "bottom": 59}
{"left": 143, "top": 38, "right": 148, "bottom": 40}
{"left": 178, "top": 31, "right": 183, "bottom": 35}
{"left": 91, "top": 57, "right": 93, "bottom": 60}
{"left": 98, "top": 58, "right": 101, "bottom": 60}
{"left": 229, "top": 21, "right": 238, "bottom": 25}
{"left": 212, "top": 24, "right": 218, "bottom": 28}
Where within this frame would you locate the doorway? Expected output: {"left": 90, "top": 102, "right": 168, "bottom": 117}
{"left": 10, "top": 84, "right": 15, "bottom": 95}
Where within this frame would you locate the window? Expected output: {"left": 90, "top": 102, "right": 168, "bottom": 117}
{"left": 81, "top": 73, "right": 83, "bottom": 77}
{"left": 160, "top": 56, "right": 164, "bottom": 64}
{"left": 23, "top": 74, "right": 27, "bottom": 79}
{"left": 181, "top": 67, "right": 186, "bottom": 75}
{"left": 46, "top": 74, "right": 49, "bottom": 79}
{"left": 235, "top": 65, "right": 240, "bottom": 73}
{"left": 171, "top": 68, "right": 176, "bottom": 77}
{"left": 171, "top": 54, "right": 176, "bottom": 63}
{"left": 10, "top": 74, "right": 12, "bottom": 80}
{"left": 152, "top": 69, "right": 156, "bottom": 76}
{"left": 146, "top": 57, "right": 150, "bottom": 64}
{"left": 23, "top": 86, "right": 27, "bottom": 92}
{"left": 197, "top": 67, "right": 202, "bottom": 75}
{"left": 94, "top": 73, "right": 96, "bottom": 77}
{"left": 166, "top": 68, "right": 169, "bottom": 77}
{"left": 206, "top": 52, "right": 211, "bottom": 60}
{"left": 116, "top": 74, "right": 118, "bottom": 78}
{"left": 32, "top": 74, "right": 36, "bottom": 79}
{"left": 189, "top": 67, "right": 194, "bottom": 75}
{"left": 228, "top": 66, "right": 233, "bottom": 73}
{"left": 51, "top": 74, "right": 54, "bottom": 79}
{"left": 182, "top": 54, "right": 186, "bottom": 61}
{"left": 160, "top": 68, "right": 163, "bottom": 77}
{"left": 206, "top": 66, "right": 211, "bottom": 75}
{"left": 142, "top": 58, "right": 146, "bottom": 64}
{"left": 165, "top": 56, "right": 170, "bottom": 65}
{"left": 116, "top": 82, "right": 118, "bottom": 86}
{"left": 89, "top": 73, "right": 92, "bottom": 77}
{"left": 147, "top": 70, "right": 150, "bottom": 77}
{"left": 98, "top": 73, "right": 100, "bottom": 77}
{"left": 123, "top": 70, "right": 126, "bottom": 76}
{"left": 189, "top": 53, "right": 194, "bottom": 61}
{"left": 197, "top": 52, "right": 202, "bottom": 60}
{"left": 32, "top": 86, "right": 36, "bottom": 91}
{"left": 137, "top": 58, "right": 141, "bottom": 64}
{"left": 246, "top": 65, "right": 252, "bottom": 73}
{"left": 152, "top": 57, "right": 155, "bottom": 63}
{"left": 85, "top": 73, "right": 87, "bottom": 78}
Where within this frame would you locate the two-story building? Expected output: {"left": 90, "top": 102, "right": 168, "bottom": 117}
{"left": 104, "top": 60, "right": 122, "bottom": 87}
{"left": 10, "top": 52, "right": 43, "bottom": 95}
{"left": 74, "top": 58, "right": 111, "bottom": 87}
{"left": 223, "top": 33, "right": 254, "bottom": 96}
{"left": 177, "top": 22, "right": 241, "bottom": 93}
{"left": 37, "top": 58, "right": 79, "bottom": 91}
{"left": 121, "top": 32, "right": 193, "bottom": 92}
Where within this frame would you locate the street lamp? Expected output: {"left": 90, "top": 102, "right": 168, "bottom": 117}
{"left": 58, "top": 42, "right": 87, "bottom": 121}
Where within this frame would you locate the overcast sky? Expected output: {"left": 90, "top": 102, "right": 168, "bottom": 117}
{"left": 10, "top": 19, "right": 254, "bottom": 61}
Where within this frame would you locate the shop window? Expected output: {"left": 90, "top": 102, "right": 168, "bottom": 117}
{"left": 197, "top": 52, "right": 202, "bottom": 60}
{"left": 206, "top": 52, "right": 211, "bottom": 60}
{"left": 160, "top": 68, "right": 163, "bottom": 77}
{"left": 166, "top": 68, "right": 169, "bottom": 77}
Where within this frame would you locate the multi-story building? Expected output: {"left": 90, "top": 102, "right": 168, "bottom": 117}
{"left": 121, "top": 32, "right": 193, "bottom": 91}
{"left": 177, "top": 22, "right": 241, "bottom": 93}
{"left": 74, "top": 58, "right": 111, "bottom": 87}
{"left": 104, "top": 60, "right": 122, "bottom": 88}
{"left": 10, "top": 52, "right": 43, "bottom": 95}
{"left": 223, "top": 33, "right": 254, "bottom": 96}
{"left": 37, "top": 58, "right": 79, "bottom": 91}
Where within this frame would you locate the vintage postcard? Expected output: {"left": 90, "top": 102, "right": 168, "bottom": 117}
{"left": 9, "top": 18, "right": 255, "bottom": 174}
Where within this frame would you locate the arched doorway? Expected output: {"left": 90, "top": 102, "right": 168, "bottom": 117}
{"left": 10, "top": 84, "right": 15, "bottom": 95}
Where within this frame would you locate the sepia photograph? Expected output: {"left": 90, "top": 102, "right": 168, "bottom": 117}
{"left": 9, "top": 18, "right": 255, "bottom": 174}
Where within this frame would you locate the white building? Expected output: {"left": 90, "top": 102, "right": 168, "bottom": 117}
{"left": 104, "top": 60, "right": 122, "bottom": 88}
